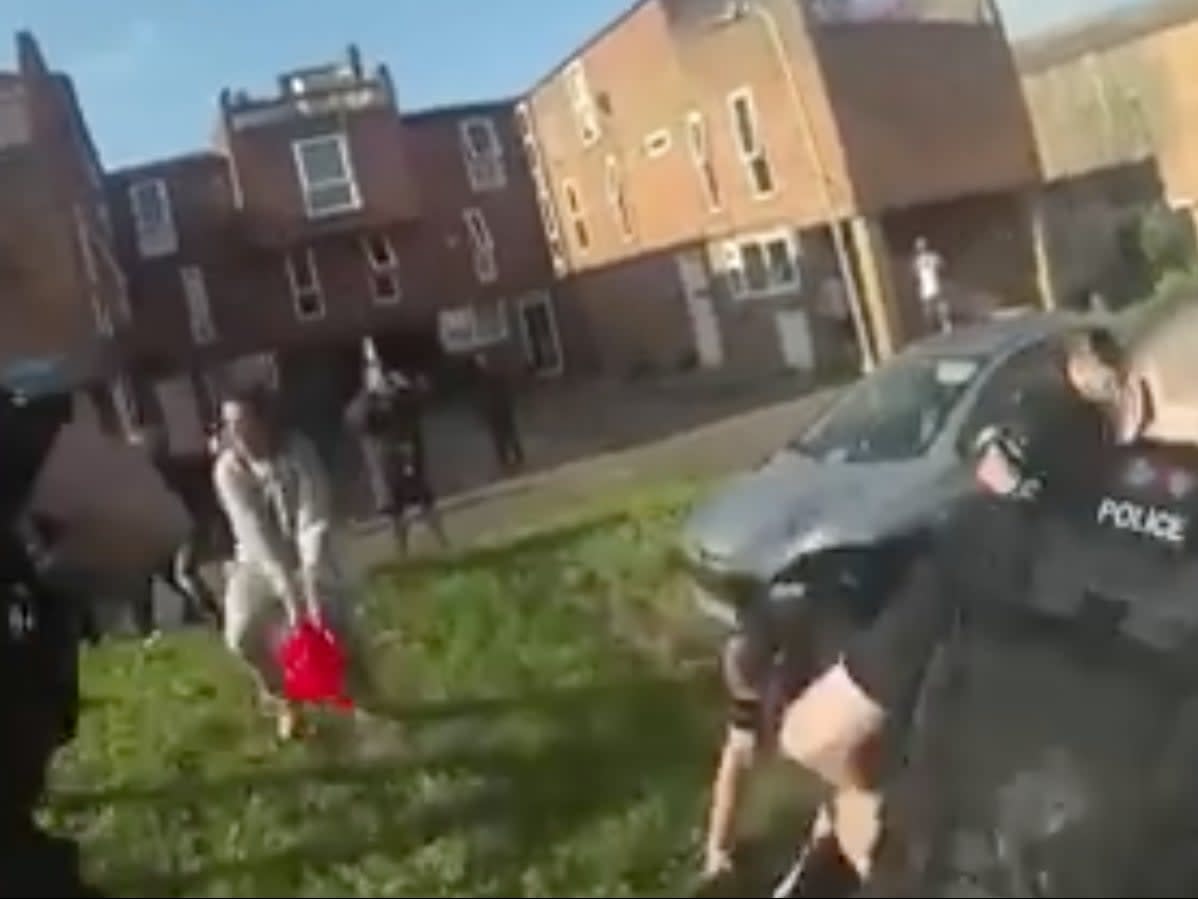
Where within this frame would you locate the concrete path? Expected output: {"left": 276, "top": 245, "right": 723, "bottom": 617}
{"left": 346, "top": 385, "right": 841, "bottom": 567}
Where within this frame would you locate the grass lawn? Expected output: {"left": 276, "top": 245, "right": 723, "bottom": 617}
{"left": 43, "top": 481, "right": 809, "bottom": 898}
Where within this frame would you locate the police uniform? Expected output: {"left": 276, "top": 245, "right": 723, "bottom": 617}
{"left": 0, "top": 388, "right": 97, "bottom": 896}
{"left": 847, "top": 437, "right": 1198, "bottom": 896}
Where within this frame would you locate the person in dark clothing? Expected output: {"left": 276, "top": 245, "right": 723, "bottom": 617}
{"left": 349, "top": 370, "right": 449, "bottom": 554}
{"left": 131, "top": 425, "right": 226, "bottom": 630}
{"left": 765, "top": 330, "right": 1133, "bottom": 898}
{"left": 473, "top": 354, "right": 524, "bottom": 470}
{"left": 0, "top": 384, "right": 103, "bottom": 897}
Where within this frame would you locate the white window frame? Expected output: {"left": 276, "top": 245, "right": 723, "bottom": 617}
{"left": 361, "top": 233, "right": 401, "bottom": 305}
{"left": 292, "top": 133, "right": 362, "bottom": 219}
{"left": 285, "top": 247, "right": 326, "bottom": 321}
{"left": 727, "top": 88, "right": 775, "bottom": 200}
{"left": 564, "top": 60, "right": 601, "bottom": 147}
{"left": 179, "top": 265, "right": 218, "bottom": 345}
{"left": 562, "top": 178, "right": 590, "bottom": 254}
{"left": 604, "top": 155, "right": 634, "bottom": 244}
{"left": 643, "top": 129, "right": 673, "bottom": 159}
{"left": 74, "top": 205, "right": 112, "bottom": 337}
{"left": 129, "top": 178, "right": 178, "bottom": 259}
{"left": 686, "top": 111, "right": 722, "bottom": 213}
{"left": 462, "top": 207, "right": 498, "bottom": 284}
{"left": 438, "top": 301, "right": 510, "bottom": 354}
{"left": 721, "top": 228, "right": 801, "bottom": 300}
{"left": 517, "top": 290, "right": 565, "bottom": 378}
{"left": 459, "top": 116, "right": 508, "bottom": 192}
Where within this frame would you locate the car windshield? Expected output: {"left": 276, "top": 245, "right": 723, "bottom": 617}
{"left": 792, "top": 353, "right": 985, "bottom": 463}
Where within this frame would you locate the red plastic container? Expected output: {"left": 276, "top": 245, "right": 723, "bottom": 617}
{"left": 276, "top": 616, "right": 354, "bottom": 710}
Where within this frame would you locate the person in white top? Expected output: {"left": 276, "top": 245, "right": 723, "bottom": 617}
{"left": 213, "top": 384, "right": 359, "bottom": 739}
{"left": 912, "top": 237, "right": 948, "bottom": 334}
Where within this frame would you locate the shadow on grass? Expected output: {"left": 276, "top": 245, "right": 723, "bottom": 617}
{"left": 57, "top": 675, "right": 723, "bottom": 897}
{"left": 373, "top": 491, "right": 693, "bottom": 582}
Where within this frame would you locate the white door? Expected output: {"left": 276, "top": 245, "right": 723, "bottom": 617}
{"left": 775, "top": 308, "right": 815, "bottom": 372}
{"left": 675, "top": 251, "right": 724, "bottom": 369}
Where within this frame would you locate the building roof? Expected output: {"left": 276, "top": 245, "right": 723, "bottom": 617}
{"left": 107, "top": 150, "right": 226, "bottom": 180}
{"left": 402, "top": 98, "right": 519, "bottom": 123}
{"left": 1016, "top": 0, "right": 1198, "bottom": 73}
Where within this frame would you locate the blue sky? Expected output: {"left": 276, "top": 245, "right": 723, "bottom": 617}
{"left": 0, "top": 0, "right": 1147, "bottom": 169}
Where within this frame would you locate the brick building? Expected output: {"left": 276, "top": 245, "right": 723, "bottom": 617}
{"left": 97, "top": 49, "right": 556, "bottom": 454}
{"left": 0, "top": 33, "right": 133, "bottom": 421}
{"left": 521, "top": 0, "right": 1042, "bottom": 378}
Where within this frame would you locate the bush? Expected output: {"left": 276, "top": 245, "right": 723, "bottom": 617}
{"left": 1140, "top": 205, "right": 1195, "bottom": 277}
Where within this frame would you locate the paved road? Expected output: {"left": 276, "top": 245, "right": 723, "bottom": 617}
{"left": 347, "top": 385, "right": 841, "bottom": 567}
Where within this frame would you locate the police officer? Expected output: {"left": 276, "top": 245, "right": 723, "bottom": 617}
{"left": 773, "top": 336, "right": 1198, "bottom": 895}
{"left": 0, "top": 385, "right": 100, "bottom": 897}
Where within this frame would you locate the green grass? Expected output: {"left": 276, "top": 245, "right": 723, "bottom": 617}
{"left": 41, "top": 480, "right": 807, "bottom": 897}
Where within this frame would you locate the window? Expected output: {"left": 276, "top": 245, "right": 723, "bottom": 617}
{"left": 564, "top": 60, "right": 601, "bottom": 146}
{"left": 604, "top": 155, "right": 634, "bottom": 243}
{"left": 686, "top": 111, "right": 721, "bottom": 212}
{"left": 129, "top": 178, "right": 178, "bottom": 258}
{"left": 792, "top": 353, "right": 985, "bottom": 464}
{"left": 643, "top": 129, "right": 672, "bottom": 159}
{"left": 727, "top": 88, "right": 775, "bottom": 198}
{"left": 438, "top": 301, "right": 509, "bottom": 353}
{"left": 180, "top": 265, "right": 217, "bottom": 345}
{"left": 463, "top": 207, "right": 498, "bottom": 283}
{"left": 362, "top": 233, "right": 401, "bottom": 305}
{"left": 722, "top": 229, "right": 800, "bottom": 299}
{"left": 285, "top": 248, "right": 325, "bottom": 321}
{"left": 562, "top": 179, "right": 590, "bottom": 253}
{"left": 460, "top": 116, "right": 507, "bottom": 192}
{"left": 292, "top": 133, "right": 360, "bottom": 218}
{"left": 74, "top": 206, "right": 111, "bottom": 337}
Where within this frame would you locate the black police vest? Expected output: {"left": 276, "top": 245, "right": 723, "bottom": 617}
{"left": 880, "top": 442, "right": 1198, "bottom": 897}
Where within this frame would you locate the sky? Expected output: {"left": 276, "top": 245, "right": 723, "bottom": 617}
{"left": 0, "top": 0, "right": 1150, "bottom": 169}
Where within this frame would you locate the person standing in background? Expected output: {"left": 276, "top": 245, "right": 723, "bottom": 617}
{"left": 912, "top": 236, "right": 948, "bottom": 334}
{"left": 347, "top": 362, "right": 448, "bottom": 554}
{"left": 472, "top": 354, "right": 524, "bottom": 471}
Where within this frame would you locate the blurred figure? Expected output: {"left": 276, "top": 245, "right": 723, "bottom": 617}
{"left": 347, "top": 362, "right": 448, "bottom": 554}
{"left": 912, "top": 236, "right": 948, "bottom": 334}
{"left": 129, "top": 422, "right": 226, "bottom": 630}
{"left": 214, "top": 385, "right": 364, "bottom": 740}
{"left": 472, "top": 353, "right": 524, "bottom": 471}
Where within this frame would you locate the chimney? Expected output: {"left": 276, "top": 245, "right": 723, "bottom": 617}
{"left": 348, "top": 44, "right": 363, "bottom": 79}
{"left": 16, "top": 31, "right": 49, "bottom": 80}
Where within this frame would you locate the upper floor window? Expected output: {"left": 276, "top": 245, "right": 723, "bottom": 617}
{"left": 285, "top": 247, "right": 326, "bottom": 321}
{"left": 686, "top": 111, "right": 722, "bottom": 213}
{"left": 129, "top": 178, "right": 178, "bottom": 259}
{"left": 362, "top": 233, "right": 401, "bottom": 305}
{"left": 74, "top": 206, "right": 111, "bottom": 337}
{"left": 727, "top": 88, "right": 775, "bottom": 199}
{"left": 604, "top": 155, "right": 634, "bottom": 244}
{"left": 643, "top": 129, "right": 673, "bottom": 159}
{"left": 462, "top": 208, "right": 498, "bottom": 284}
{"left": 180, "top": 265, "right": 218, "bottom": 345}
{"left": 460, "top": 116, "right": 507, "bottom": 192}
{"left": 292, "top": 133, "right": 361, "bottom": 219}
{"left": 562, "top": 179, "right": 590, "bottom": 254}
{"left": 564, "top": 60, "right": 601, "bottom": 147}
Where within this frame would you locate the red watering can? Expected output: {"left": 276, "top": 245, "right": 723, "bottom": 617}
{"left": 275, "top": 615, "right": 354, "bottom": 710}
